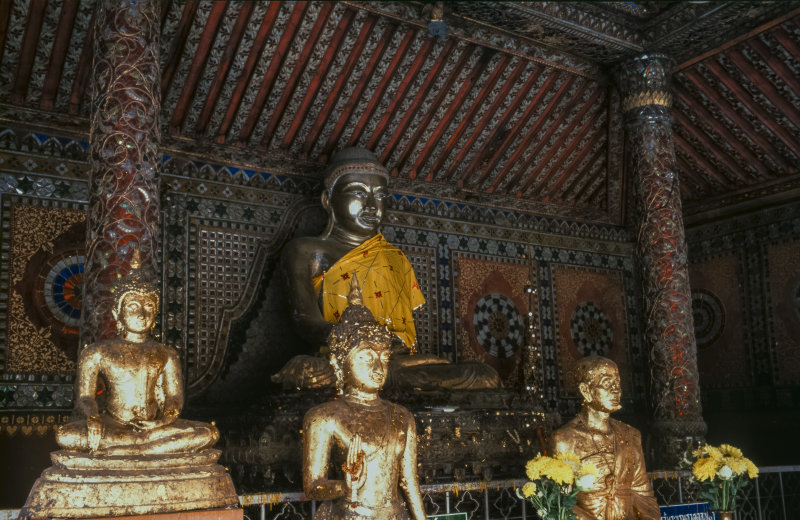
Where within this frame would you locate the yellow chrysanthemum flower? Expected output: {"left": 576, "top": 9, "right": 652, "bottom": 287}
{"left": 692, "top": 456, "right": 719, "bottom": 482}
{"left": 522, "top": 482, "right": 537, "bottom": 498}
{"left": 744, "top": 458, "right": 759, "bottom": 479}
{"left": 526, "top": 454, "right": 547, "bottom": 481}
{"left": 720, "top": 444, "right": 743, "bottom": 458}
{"left": 724, "top": 456, "right": 747, "bottom": 476}
{"left": 579, "top": 461, "right": 599, "bottom": 477}
{"left": 546, "top": 459, "right": 575, "bottom": 486}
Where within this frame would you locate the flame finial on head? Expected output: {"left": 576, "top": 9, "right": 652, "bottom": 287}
{"left": 348, "top": 272, "right": 363, "bottom": 306}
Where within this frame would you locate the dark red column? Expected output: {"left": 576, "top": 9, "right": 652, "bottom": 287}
{"left": 619, "top": 54, "right": 707, "bottom": 468}
{"left": 81, "top": 0, "right": 161, "bottom": 345}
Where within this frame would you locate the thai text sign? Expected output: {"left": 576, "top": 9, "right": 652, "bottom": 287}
{"left": 660, "top": 502, "right": 712, "bottom": 520}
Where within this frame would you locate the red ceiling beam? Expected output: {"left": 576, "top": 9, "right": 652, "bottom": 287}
{"left": 494, "top": 77, "right": 581, "bottom": 195}
{"left": 160, "top": 0, "right": 200, "bottom": 99}
{"left": 459, "top": 64, "right": 545, "bottom": 188}
{"left": 771, "top": 25, "right": 800, "bottom": 70}
{"left": 10, "top": 0, "right": 48, "bottom": 105}
{"left": 475, "top": 69, "right": 559, "bottom": 191}
{"left": 320, "top": 23, "right": 399, "bottom": 159}
{"left": 301, "top": 16, "right": 380, "bottom": 155}
{"left": 728, "top": 49, "right": 800, "bottom": 131}
{"left": 396, "top": 45, "right": 479, "bottom": 176}
{"left": 675, "top": 150, "right": 711, "bottom": 198}
{"left": 39, "top": 0, "right": 79, "bottom": 110}
{"left": 518, "top": 87, "right": 601, "bottom": 197}
{"left": 281, "top": 8, "right": 356, "bottom": 149}
{"left": 236, "top": 2, "right": 308, "bottom": 144}
{"left": 748, "top": 35, "right": 800, "bottom": 101}
{"left": 703, "top": 59, "right": 799, "bottom": 157}
{"left": 378, "top": 39, "right": 457, "bottom": 166}
{"left": 195, "top": 2, "right": 255, "bottom": 135}
{"left": 67, "top": 6, "right": 94, "bottom": 115}
{"left": 543, "top": 114, "right": 606, "bottom": 201}
{"left": 0, "top": 1, "right": 15, "bottom": 72}
{"left": 405, "top": 48, "right": 494, "bottom": 179}
{"left": 673, "top": 132, "right": 732, "bottom": 190}
{"left": 423, "top": 54, "right": 510, "bottom": 182}
{"left": 673, "top": 109, "right": 748, "bottom": 188}
{"left": 346, "top": 27, "right": 417, "bottom": 151}
{"left": 364, "top": 37, "right": 434, "bottom": 153}
{"left": 582, "top": 175, "right": 607, "bottom": 208}
{"left": 562, "top": 140, "right": 606, "bottom": 204}
{"left": 442, "top": 60, "right": 528, "bottom": 183}
{"left": 169, "top": 1, "right": 228, "bottom": 134}
{"left": 673, "top": 85, "right": 770, "bottom": 181}
{"left": 260, "top": 2, "right": 336, "bottom": 148}
{"left": 680, "top": 69, "right": 793, "bottom": 172}
{"left": 215, "top": 2, "right": 283, "bottom": 143}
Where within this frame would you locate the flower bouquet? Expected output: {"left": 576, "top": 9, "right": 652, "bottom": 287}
{"left": 518, "top": 452, "right": 598, "bottom": 520}
{"left": 691, "top": 444, "right": 758, "bottom": 515}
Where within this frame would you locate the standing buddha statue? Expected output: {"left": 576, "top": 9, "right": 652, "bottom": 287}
{"left": 303, "top": 277, "right": 427, "bottom": 520}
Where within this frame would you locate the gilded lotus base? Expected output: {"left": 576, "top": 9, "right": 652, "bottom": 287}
{"left": 20, "top": 449, "right": 239, "bottom": 519}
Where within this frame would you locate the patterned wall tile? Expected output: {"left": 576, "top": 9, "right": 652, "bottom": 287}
{"left": 689, "top": 253, "right": 750, "bottom": 388}
{"left": 766, "top": 240, "right": 800, "bottom": 386}
{"left": 551, "top": 265, "right": 632, "bottom": 400}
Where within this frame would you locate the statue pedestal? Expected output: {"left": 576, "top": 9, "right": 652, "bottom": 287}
{"left": 26, "top": 509, "right": 244, "bottom": 520}
{"left": 21, "top": 450, "right": 239, "bottom": 519}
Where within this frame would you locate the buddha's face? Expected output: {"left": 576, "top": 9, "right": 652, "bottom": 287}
{"left": 328, "top": 172, "right": 388, "bottom": 237}
{"left": 115, "top": 292, "right": 158, "bottom": 334}
{"left": 580, "top": 364, "right": 622, "bottom": 413}
{"left": 344, "top": 340, "right": 392, "bottom": 393}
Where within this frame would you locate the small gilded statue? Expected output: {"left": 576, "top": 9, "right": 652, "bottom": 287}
{"left": 302, "top": 277, "right": 426, "bottom": 520}
{"left": 276, "top": 146, "right": 499, "bottom": 391}
{"left": 21, "top": 251, "right": 238, "bottom": 519}
{"left": 551, "top": 356, "right": 660, "bottom": 520}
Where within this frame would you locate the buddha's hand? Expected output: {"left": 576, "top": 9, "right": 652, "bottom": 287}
{"left": 87, "top": 415, "right": 103, "bottom": 452}
{"left": 342, "top": 434, "right": 366, "bottom": 499}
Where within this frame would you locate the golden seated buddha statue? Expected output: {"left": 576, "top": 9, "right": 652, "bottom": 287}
{"left": 273, "top": 147, "right": 499, "bottom": 392}
{"left": 20, "top": 252, "right": 238, "bottom": 519}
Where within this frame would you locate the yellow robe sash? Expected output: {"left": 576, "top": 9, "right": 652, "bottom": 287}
{"left": 313, "top": 234, "right": 425, "bottom": 350}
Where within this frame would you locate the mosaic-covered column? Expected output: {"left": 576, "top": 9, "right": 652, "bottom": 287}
{"left": 81, "top": 0, "right": 161, "bottom": 346}
{"left": 619, "top": 54, "right": 706, "bottom": 468}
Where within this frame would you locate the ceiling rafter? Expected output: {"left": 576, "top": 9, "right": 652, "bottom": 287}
{"left": 259, "top": 2, "right": 336, "bottom": 149}
{"left": 39, "top": 0, "right": 78, "bottom": 111}
{"left": 424, "top": 53, "right": 511, "bottom": 182}
{"left": 194, "top": 2, "right": 255, "bottom": 136}
{"left": 67, "top": 5, "right": 94, "bottom": 115}
{"left": 560, "top": 138, "right": 606, "bottom": 204}
{"left": 379, "top": 39, "right": 458, "bottom": 166}
{"left": 397, "top": 45, "right": 479, "bottom": 177}
{"left": 236, "top": 2, "right": 308, "bottom": 144}
{"left": 519, "top": 88, "right": 603, "bottom": 198}
{"left": 459, "top": 64, "right": 545, "bottom": 188}
{"left": 406, "top": 48, "right": 495, "bottom": 180}
{"left": 544, "top": 113, "right": 608, "bottom": 201}
{"left": 10, "top": 0, "right": 47, "bottom": 105}
{"left": 168, "top": 1, "right": 228, "bottom": 134}
{"left": 747, "top": 36, "right": 800, "bottom": 102}
{"left": 674, "top": 133, "right": 731, "bottom": 192}
{"left": 160, "top": 0, "right": 200, "bottom": 101}
{"left": 215, "top": 2, "right": 283, "bottom": 144}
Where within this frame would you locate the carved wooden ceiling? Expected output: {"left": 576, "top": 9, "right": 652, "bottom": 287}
{"left": 0, "top": 1, "right": 798, "bottom": 223}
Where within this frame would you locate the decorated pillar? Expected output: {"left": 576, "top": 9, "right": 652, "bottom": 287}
{"left": 618, "top": 54, "right": 706, "bottom": 468}
{"left": 81, "top": 0, "right": 161, "bottom": 346}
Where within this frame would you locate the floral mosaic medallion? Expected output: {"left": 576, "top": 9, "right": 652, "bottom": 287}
{"left": 691, "top": 289, "right": 725, "bottom": 350}
{"left": 43, "top": 255, "right": 85, "bottom": 328}
{"left": 473, "top": 293, "right": 524, "bottom": 360}
{"left": 570, "top": 302, "right": 613, "bottom": 356}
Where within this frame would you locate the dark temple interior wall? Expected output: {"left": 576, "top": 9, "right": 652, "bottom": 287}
{"left": 687, "top": 202, "right": 800, "bottom": 466}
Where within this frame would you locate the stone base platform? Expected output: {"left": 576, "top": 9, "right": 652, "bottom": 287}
{"left": 20, "top": 450, "right": 239, "bottom": 519}
{"left": 26, "top": 509, "right": 243, "bottom": 520}
{"left": 193, "top": 390, "right": 559, "bottom": 492}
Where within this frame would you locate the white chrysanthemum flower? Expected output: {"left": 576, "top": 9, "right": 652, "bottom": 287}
{"left": 576, "top": 473, "right": 596, "bottom": 490}
{"left": 717, "top": 465, "right": 733, "bottom": 479}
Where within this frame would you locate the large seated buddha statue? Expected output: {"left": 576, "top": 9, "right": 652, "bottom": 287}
{"left": 20, "top": 252, "right": 238, "bottom": 519}
{"left": 274, "top": 147, "right": 499, "bottom": 391}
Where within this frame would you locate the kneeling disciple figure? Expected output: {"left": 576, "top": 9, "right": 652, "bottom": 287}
{"left": 303, "top": 277, "right": 426, "bottom": 520}
{"left": 21, "top": 252, "right": 238, "bottom": 519}
{"left": 551, "top": 356, "right": 660, "bottom": 520}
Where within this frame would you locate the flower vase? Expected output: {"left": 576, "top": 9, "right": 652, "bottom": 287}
{"left": 714, "top": 511, "right": 735, "bottom": 520}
